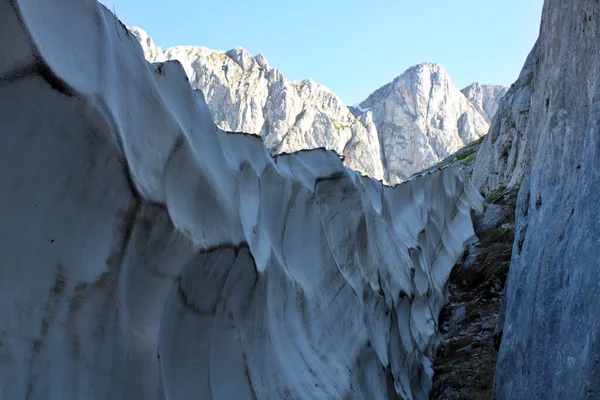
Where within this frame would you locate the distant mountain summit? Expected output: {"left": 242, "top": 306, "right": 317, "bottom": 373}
{"left": 129, "top": 27, "right": 506, "bottom": 183}
{"left": 351, "top": 63, "right": 493, "bottom": 182}
{"left": 461, "top": 83, "right": 509, "bottom": 123}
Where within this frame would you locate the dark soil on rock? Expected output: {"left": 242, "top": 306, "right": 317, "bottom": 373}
{"left": 430, "top": 189, "right": 517, "bottom": 400}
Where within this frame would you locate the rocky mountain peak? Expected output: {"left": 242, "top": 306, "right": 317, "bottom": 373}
{"left": 355, "top": 62, "right": 493, "bottom": 182}
{"left": 402, "top": 62, "right": 451, "bottom": 84}
{"left": 253, "top": 53, "right": 270, "bottom": 69}
{"left": 128, "top": 27, "right": 506, "bottom": 184}
{"left": 461, "top": 83, "right": 509, "bottom": 123}
{"left": 128, "top": 26, "right": 164, "bottom": 61}
{"left": 225, "top": 46, "right": 255, "bottom": 70}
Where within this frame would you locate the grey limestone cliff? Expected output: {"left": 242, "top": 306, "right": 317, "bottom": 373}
{"left": 471, "top": 46, "right": 538, "bottom": 195}
{"left": 472, "top": 0, "right": 600, "bottom": 398}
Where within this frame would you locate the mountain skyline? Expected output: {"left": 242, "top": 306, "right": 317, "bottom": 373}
{"left": 130, "top": 26, "right": 506, "bottom": 183}
{"left": 99, "top": 0, "right": 543, "bottom": 105}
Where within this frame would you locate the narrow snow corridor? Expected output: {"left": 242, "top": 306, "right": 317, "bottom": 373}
{"left": 0, "top": 1, "right": 483, "bottom": 399}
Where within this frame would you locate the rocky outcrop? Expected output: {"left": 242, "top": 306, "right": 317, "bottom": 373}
{"left": 471, "top": 45, "right": 538, "bottom": 196}
{"left": 353, "top": 63, "right": 492, "bottom": 183}
{"left": 128, "top": 26, "right": 385, "bottom": 181}
{"left": 0, "top": 2, "right": 484, "bottom": 399}
{"left": 129, "top": 28, "right": 502, "bottom": 184}
{"left": 431, "top": 189, "right": 516, "bottom": 399}
{"left": 461, "top": 83, "right": 508, "bottom": 123}
{"left": 473, "top": 0, "right": 600, "bottom": 398}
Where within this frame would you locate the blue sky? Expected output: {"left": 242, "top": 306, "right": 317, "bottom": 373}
{"left": 100, "top": 0, "right": 544, "bottom": 105}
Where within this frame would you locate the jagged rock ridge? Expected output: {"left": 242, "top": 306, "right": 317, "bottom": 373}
{"left": 130, "top": 26, "right": 385, "bottom": 181}
{"left": 129, "top": 27, "right": 506, "bottom": 183}
{"left": 352, "top": 63, "right": 492, "bottom": 183}
{"left": 461, "top": 83, "right": 509, "bottom": 123}
{"left": 0, "top": 2, "right": 483, "bottom": 399}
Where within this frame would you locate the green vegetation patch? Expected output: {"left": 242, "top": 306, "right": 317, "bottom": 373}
{"left": 455, "top": 147, "right": 477, "bottom": 161}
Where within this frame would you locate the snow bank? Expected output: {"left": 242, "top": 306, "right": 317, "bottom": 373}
{"left": 0, "top": 1, "right": 483, "bottom": 399}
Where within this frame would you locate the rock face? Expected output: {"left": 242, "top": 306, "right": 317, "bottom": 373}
{"left": 129, "top": 28, "right": 505, "bottom": 184}
{"left": 461, "top": 83, "right": 509, "bottom": 123}
{"left": 129, "top": 26, "right": 385, "bottom": 181}
{"left": 352, "top": 64, "right": 492, "bottom": 183}
{"left": 0, "top": 2, "right": 483, "bottom": 399}
{"left": 471, "top": 46, "right": 538, "bottom": 195}
{"left": 473, "top": 0, "right": 600, "bottom": 398}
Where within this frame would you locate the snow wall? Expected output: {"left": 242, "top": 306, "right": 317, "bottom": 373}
{"left": 0, "top": 1, "right": 482, "bottom": 399}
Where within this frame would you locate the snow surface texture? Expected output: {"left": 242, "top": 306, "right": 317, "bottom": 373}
{"left": 473, "top": 0, "right": 600, "bottom": 397}
{"left": 129, "top": 27, "right": 506, "bottom": 184}
{"left": 0, "top": 1, "right": 483, "bottom": 399}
